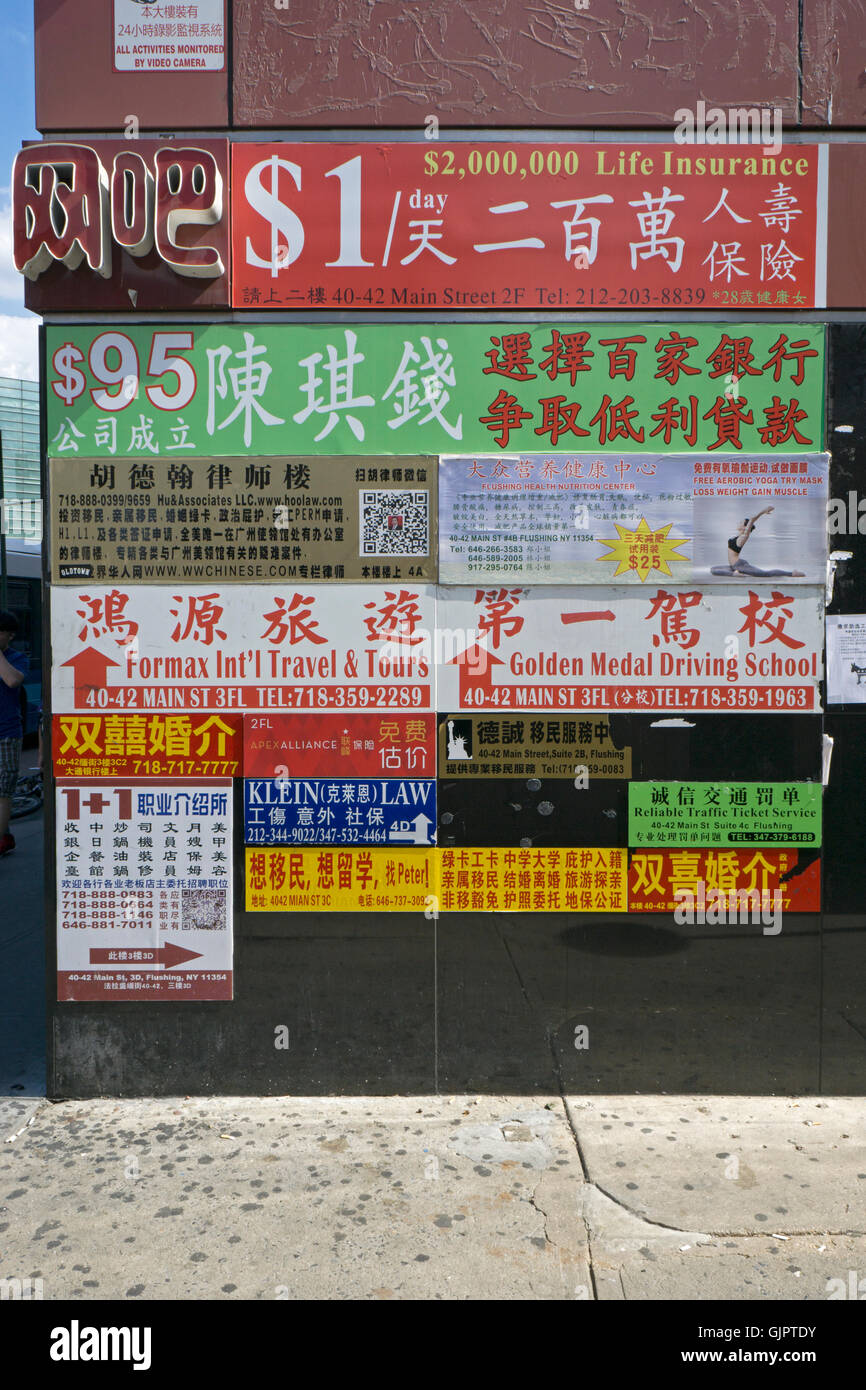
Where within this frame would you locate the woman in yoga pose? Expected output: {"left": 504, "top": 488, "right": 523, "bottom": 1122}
{"left": 710, "top": 506, "right": 805, "bottom": 577}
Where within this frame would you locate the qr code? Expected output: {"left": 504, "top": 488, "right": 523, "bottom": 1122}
{"left": 181, "top": 888, "right": 227, "bottom": 931}
{"left": 360, "top": 489, "right": 429, "bottom": 556}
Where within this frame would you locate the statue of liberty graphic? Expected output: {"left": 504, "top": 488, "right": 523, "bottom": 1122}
{"left": 447, "top": 720, "right": 470, "bottom": 759}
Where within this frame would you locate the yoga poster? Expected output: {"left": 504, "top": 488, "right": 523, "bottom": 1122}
{"left": 439, "top": 452, "right": 829, "bottom": 585}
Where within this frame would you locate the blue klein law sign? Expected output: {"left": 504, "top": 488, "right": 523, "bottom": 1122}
{"left": 244, "top": 779, "right": 437, "bottom": 846}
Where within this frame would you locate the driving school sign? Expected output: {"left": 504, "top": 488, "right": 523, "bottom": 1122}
{"left": 46, "top": 322, "right": 825, "bottom": 458}
{"left": 438, "top": 585, "right": 824, "bottom": 713}
{"left": 51, "top": 584, "right": 435, "bottom": 713}
{"left": 232, "top": 142, "right": 825, "bottom": 310}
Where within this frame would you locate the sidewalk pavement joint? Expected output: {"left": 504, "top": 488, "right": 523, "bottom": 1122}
{"left": 1, "top": 1093, "right": 862, "bottom": 1300}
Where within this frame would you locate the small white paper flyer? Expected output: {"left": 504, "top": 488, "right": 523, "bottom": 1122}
{"left": 826, "top": 614, "right": 866, "bottom": 703}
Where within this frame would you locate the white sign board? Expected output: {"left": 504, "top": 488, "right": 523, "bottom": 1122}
{"left": 114, "top": 0, "right": 226, "bottom": 73}
{"left": 57, "top": 780, "right": 233, "bottom": 1001}
{"left": 438, "top": 453, "right": 829, "bottom": 586}
{"left": 826, "top": 614, "right": 866, "bottom": 704}
{"left": 437, "top": 585, "right": 824, "bottom": 713}
{"left": 51, "top": 585, "right": 435, "bottom": 713}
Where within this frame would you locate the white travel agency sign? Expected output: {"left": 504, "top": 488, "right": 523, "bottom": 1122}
{"left": 51, "top": 585, "right": 436, "bottom": 713}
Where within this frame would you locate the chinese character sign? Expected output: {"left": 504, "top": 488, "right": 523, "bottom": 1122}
{"left": 438, "top": 714, "right": 632, "bottom": 779}
{"left": 628, "top": 782, "right": 822, "bottom": 846}
{"left": 114, "top": 0, "right": 226, "bottom": 72}
{"left": 14, "top": 143, "right": 230, "bottom": 312}
{"left": 244, "top": 778, "right": 436, "bottom": 846}
{"left": 49, "top": 455, "right": 437, "bottom": 585}
{"left": 52, "top": 713, "right": 242, "bottom": 777}
{"left": 53, "top": 583, "right": 823, "bottom": 717}
{"left": 56, "top": 780, "right": 233, "bottom": 1001}
{"left": 244, "top": 846, "right": 628, "bottom": 913}
{"left": 244, "top": 713, "right": 436, "bottom": 778}
{"left": 45, "top": 323, "right": 825, "bottom": 458}
{"left": 232, "top": 143, "right": 824, "bottom": 310}
{"left": 437, "top": 585, "right": 824, "bottom": 713}
{"left": 437, "top": 847, "right": 627, "bottom": 913}
{"left": 439, "top": 452, "right": 828, "bottom": 585}
{"left": 51, "top": 584, "right": 435, "bottom": 713}
{"left": 628, "top": 848, "right": 820, "bottom": 912}
{"left": 826, "top": 616, "right": 866, "bottom": 705}
{"left": 246, "top": 847, "right": 435, "bottom": 912}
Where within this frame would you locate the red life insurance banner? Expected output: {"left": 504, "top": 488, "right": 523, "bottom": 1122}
{"left": 232, "top": 142, "right": 825, "bottom": 311}
{"left": 51, "top": 584, "right": 434, "bottom": 713}
{"left": 436, "top": 585, "right": 824, "bottom": 714}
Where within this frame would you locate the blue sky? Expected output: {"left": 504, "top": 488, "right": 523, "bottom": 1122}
{"left": 0, "top": 0, "right": 40, "bottom": 377}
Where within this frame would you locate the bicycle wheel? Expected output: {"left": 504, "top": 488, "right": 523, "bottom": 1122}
{"left": 10, "top": 779, "right": 42, "bottom": 819}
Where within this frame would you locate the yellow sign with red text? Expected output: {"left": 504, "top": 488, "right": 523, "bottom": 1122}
{"left": 439, "top": 847, "right": 627, "bottom": 913}
{"left": 246, "top": 848, "right": 436, "bottom": 912}
{"left": 246, "top": 846, "right": 628, "bottom": 913}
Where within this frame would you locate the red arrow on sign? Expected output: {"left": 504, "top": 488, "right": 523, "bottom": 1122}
{"left": 60, "top": 646, "right": 120, "bottom": 707}
{"left": 560, "top": 610, "right": 616, "bottom": 624}
{"left": 89, "top": 941, "right": 203, "bottom": 969}
{"left": 447, "top": 642, "right": 505, "bottom": 705}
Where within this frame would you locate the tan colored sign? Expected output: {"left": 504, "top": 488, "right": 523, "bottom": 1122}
{"left": 439, "top": 715, "right": 632, "bottom": 779}
{"left": 51, "top": 455, "right": 436, "bottom": 584}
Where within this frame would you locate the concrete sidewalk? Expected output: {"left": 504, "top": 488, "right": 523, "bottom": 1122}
{"left": 1, "top": 1093, "right": 863, "bottom": 1300}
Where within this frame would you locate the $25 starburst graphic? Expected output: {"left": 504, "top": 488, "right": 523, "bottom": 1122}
{"left": 595, "top": 518, "right": 690, "bottom": 582}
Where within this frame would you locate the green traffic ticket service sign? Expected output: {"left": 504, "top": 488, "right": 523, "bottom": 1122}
{"left": 628, "top": 782, "right": 822, "bottom": 847}
{"left": 46, "top": 322, "right": 824, "bottom": 457}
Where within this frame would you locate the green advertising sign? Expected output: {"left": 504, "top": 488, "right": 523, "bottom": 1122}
{"left": 46, "top": 322, "right": 825, "bottom": 458}
{"left": 629, "top": 782, "right": 822, "bottom": 847}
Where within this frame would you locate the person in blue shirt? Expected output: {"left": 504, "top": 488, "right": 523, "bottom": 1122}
{"left": 0, "top": 610, "right": 28, "bottom": 856}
